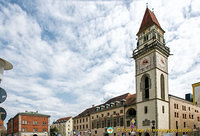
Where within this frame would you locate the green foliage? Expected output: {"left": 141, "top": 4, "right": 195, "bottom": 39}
{"left": 50, "top": 127, "right": 58, "bottom": 136}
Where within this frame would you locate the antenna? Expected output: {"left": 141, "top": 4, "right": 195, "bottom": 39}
{"left": 146, "top": 3, "right": 148, "bottom": 8}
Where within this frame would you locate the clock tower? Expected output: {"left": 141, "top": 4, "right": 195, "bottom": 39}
{"left": 132, "top": 8, "right": 170, "bottom": 135}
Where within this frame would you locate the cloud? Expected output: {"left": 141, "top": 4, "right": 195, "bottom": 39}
{"left": 0, "top": 0, "right": 200, "bottom": 125}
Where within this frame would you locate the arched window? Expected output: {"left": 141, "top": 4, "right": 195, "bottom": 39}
{"left": 141, "top": 74, "right": 150, "bottom": 101}
{"left": 145, "top": 77, "right": 149, "bottom": 99}
{"left": 161, "top": 74, "right": 165, "bottom": 99}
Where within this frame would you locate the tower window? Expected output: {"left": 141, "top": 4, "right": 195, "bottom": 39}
{"left": 145, "top": 77, "right": 149, "bottom": 99}
{"left": 162, "top": 106, "right": 164, "bottom": 113}
{"left": 144, "top": 106, "right": 148, "bottom": 114}
{"left": 161, "top": 74, "right": 165, "bottom": 99}
{"left": 141, "top": 74, "right": 151, "bottom": 101}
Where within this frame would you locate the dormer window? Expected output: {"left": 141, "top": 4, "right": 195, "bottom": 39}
{"left": 100, "top": 105, "right": 105, "bottom": 110}
{"left": 105, "top": 104, "right": 109, "bottom": 108}
{"left": 96, "top": 107, "right": 100, "bottom": 111}
{"left": 121, "top": 99, "right": 126, "bottom": 105}
{"left": 115, "top": 101, "right": 120, "bottom": 106}
{"left": 110, "top": 103, "right": 114, "bottom": 107}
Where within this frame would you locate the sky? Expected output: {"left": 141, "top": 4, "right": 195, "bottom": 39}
{"left": 0, "top": 0, "right": 200, "bottom": 124}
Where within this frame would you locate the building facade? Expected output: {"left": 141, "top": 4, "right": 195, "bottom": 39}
{"left": 169, "top": 95, "right": 200, "bottom": 135}
{"left": 73, "top": 93, "right": 137, "bottom": 136}
{"left": 7, "top": 111, "right": 50, "bottom": 136}
{"left": 51, "top": 117, "right": 73, "bottom": 136}
{"left": 73, "top": 7, "right": 200, "bottom": 136}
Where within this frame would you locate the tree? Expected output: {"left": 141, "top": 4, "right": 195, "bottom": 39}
{"left": 50, "top": 127, "right": 58, "bottom": 136}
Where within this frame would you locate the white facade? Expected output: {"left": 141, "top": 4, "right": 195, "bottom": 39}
{"left": 51, "top": 117, "right": 73, "bottom": 136}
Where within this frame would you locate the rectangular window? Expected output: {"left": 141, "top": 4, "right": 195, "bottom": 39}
{"left": 33, "top": 128, "right": 35, "bottom": 132}
{"left": 22, "top": 128, "right": 25, "bottom": 132}
{"left": 107, "top": 112, "right": 110, "bottom": 116}
{"left": 162, "top": 106, "right": 164, "bottom": 113}
{"left": 184, "top": 122, "right": 186, "bottom": 128}
{"left": 86, "top": 118, "right": 88, "bottom": 122}
{"left": 174, "top": 103, "right": 176, "bottom": 109}
{"left": 97, "top": 121, "right": 99, "bottom": 129}
{"left": 83, "top": 119, "right": 84, "bottom": 122}
{"left": 102, "top": 114, "right": 104, "bottom": 117}
{"left": 101, "top": 121, "right": 104, "bottom": 128}
{"left": 22, "top": 120, "right": 24, "bottom": 124}
{"left": 114, "top": 119, "right": 116, "bottom": 127}
{"left": 96, "top": 115, "right": 98, "bottom": 118}
{"left": 120, "top": 110, "right": 123, "bottom": 114}
{"left": 83, "top": 125, "right": 85, "bottom": 129}
{"left": 174, "top": 112, "right": 176, "bottom": 117}
{"left": 182, "top": 106, "right": 186, "bottom": 111}
{"left": 80, "top": 119, "right": 81, "bottom": 123}
{"left": 107, "top": 119, "right": 110, "bottom": 127}
{"left": 86, "top": 124, "right": 88, "bottom": 128}
{"left": 25, "top": 128, "right": 27, "bottom": 132}
{"left": 176, "top": 121, "right": 178, "bottom": 128}
{"left": 25, "top": 121, "right": 27, "bottom": 124}
{"left": 113, "top": 111, "right": 116, "bottom": 115}
{"left": 77, "top": 120, "right": 78, "bottom": 123}
{"left": 144, "top": 106, "right": 148, "bottom": 114}
{"left": 120, "top": 118, "right": 123, "bottom": 126}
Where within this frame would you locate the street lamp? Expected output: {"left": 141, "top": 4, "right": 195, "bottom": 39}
{"left": 0, "top": 58, "right": 13, "bottom": 83}
{"left": 151, "top": 120, "right": 155, "bottom": 136}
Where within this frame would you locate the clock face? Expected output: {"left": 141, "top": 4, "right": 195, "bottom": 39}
{"left": 158, "top": 55, "right": 167, "bottom": 71}
{"left": 140, "top": 56, "right": 151, "bottom": 70}
{"left": 136, "top": 53, "right": 154, "bottom": 75}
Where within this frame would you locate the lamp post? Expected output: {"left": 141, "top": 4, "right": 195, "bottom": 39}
{"left": 151, "top": 120, "right": 155, "bottom": 136}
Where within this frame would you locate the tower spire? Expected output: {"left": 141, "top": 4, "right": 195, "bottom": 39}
{"left": 146, "top": 2, "right": 148, "bottom": 8}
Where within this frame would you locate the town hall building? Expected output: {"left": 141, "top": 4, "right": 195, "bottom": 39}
{"left": 73, "top": 7, "right": 200, "bottom": 136}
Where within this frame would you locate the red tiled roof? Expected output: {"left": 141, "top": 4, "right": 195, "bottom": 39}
{"left": 124, "top": 94, "right": 136, "bottom": 105}
{"left": 57, "top": 116, "right": 72, "bottom": 122}
{"left": 137, "top": 8, "right": 162, "bottom": 35}
{"left": 104, "top": 93, "right": 130, "bottom": 104}
{"left": 73, "top": 93, "right": 136, "bottom": 118}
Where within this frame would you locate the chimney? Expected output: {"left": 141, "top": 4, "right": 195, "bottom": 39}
{"left": 185, "top": 93, "right": 193, "bottom": 102}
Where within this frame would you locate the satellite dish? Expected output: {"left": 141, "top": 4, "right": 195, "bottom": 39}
{"left": 0, "top": 107, "right": 7, "bottom": 121}
{"left": 0, "top": 87, "right": 7, "bottom": 103}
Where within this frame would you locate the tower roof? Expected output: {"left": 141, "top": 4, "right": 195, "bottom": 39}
{"left": 137, "top": 8, "right": 163, "bottom": 35}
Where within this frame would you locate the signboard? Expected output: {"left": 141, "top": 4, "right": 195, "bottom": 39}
{"left": 193, "top": 82, "right": 200, "bottom": 105}
{"left": 0, "top": 87, "right": 7, "bottom": 103}
{"left": 107, "top": 127, "right": 114, "bottom": 134}
{"left": 0, "top": 107, "right": 7, "bottom": 121}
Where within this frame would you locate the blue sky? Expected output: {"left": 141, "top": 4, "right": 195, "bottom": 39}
{"left": 0, "top": 0, "right": 200, "bottom": 124}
